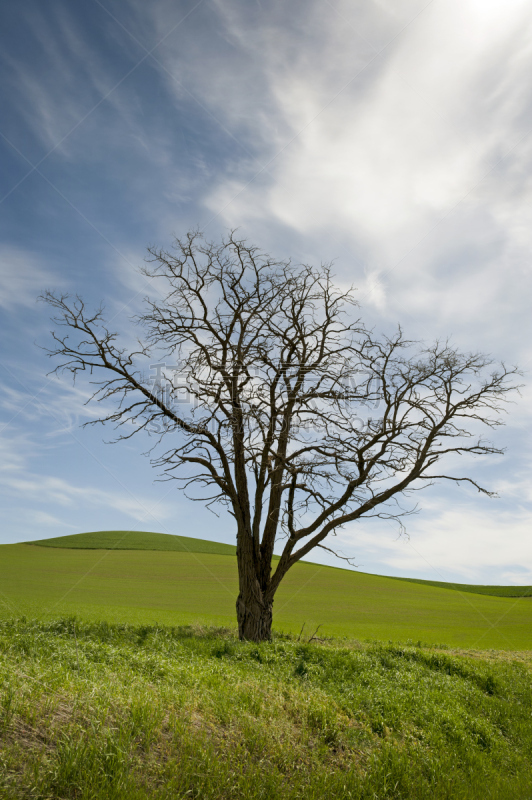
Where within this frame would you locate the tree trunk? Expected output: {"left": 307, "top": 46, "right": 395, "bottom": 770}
{"left": 235, "top": 519, "right": 274, "bottom": 641}
{"left": 235, "top": 520, "right": 273, "bottom": 641}
{"left": 236, "top": 591, "right": 273, "bottom": 641}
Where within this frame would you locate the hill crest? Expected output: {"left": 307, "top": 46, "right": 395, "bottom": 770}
{"left": 26, "top": 530, "right": 532, "bottom": 598}
{"left": 27, "top": 530, "right": 236, "bottom": 556}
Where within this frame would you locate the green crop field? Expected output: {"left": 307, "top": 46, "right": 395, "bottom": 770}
{"left": 1, "top": 531, "right": 531, "bottom": 649}
{"left": 2, "top": 532, "right": 532, "bottom": 798}
{"left": 28, "top": 529, "right": 238, "bottom": 555}
{"left": 385, "top": 574, "right": 532, "bottom": 598}
{"left": 28, "top": 530, "right": 532, "bottom": 598}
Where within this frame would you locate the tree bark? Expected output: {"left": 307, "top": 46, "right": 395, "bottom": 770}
{"left": 236, "top": 590, "right": 273, "bottom": 641}
{"left": 236, "top": 522, "right": 273, "bottom": 642}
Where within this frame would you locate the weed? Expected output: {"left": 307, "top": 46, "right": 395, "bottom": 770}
{"left": 0, "top": 618, "right": 531, "bottom": 799}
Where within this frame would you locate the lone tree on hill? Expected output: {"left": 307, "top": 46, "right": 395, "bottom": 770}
{"left": 42, "top": 231, "right": 520, "bottom": 642}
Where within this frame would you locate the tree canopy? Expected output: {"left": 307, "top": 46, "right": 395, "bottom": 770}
{"left": 42, "top": 231, "right": 520, "bottom": 640}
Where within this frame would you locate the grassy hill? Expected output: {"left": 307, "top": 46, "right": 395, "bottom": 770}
{"left": 385, "top": 574, "right": 532, "bottom": 598}
{"left": 28, "top": 530, "right": 532, "bottom": 598}
{"left": 27, "top": 531, "right": 532, "bottom": 597}
{"left": 2, "top": 533, "right": 532, "bottom": 796}
{"left": 1, "top": 618, "right": 531, "bottom": 799}
{"left": 28, "top": 530, "right": 237, "bottom": 555}
{"left": 1, "top": 532, "right": 531, "bottom": 649}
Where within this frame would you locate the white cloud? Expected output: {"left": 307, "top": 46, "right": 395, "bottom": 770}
{"left": 0, "top": 471, "right": 174, "bottom": 524}
{"left": 203, "top": 0, "right": 532, "bottom": 260}
{"left": 0, "top": 373, "right": 119, "bottom": 438}
{"left": 153, "top": 0, "right": 531, "bottom": 361}
{"left": 337, "top": 501, "right": 532, "bottom": 583}
{"left": 26, "top": 510, "right": 74, "bottom": 528}
{"left": 0, "top": 246, "right": 61, "bottom": 310}
{"left": 360, "top": 268, "right": 387, "bottom": 311}
{"left": 0, "top": 431, "right": 35, "bottom": 473}
{"left": 3, "top": 4, "right": 142, "bottom": 156}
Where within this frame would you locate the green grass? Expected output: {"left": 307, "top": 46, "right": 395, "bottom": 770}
{"left": 28, "top": 530, "right": 532, "bottom": 599}
{"left": 386, "top": 575, "right": 532, "bottom": 598}
{"left": 3, "top": 534, "right": 532, "bottom": 795}
{"left": 1, "top": 618, "right": 531, "bottom": 799}
{"left": 1, "top": 541, "right": 532, "bottom": 648}
{"left": 28, "top": 530, "right": 237, "bottom": 555}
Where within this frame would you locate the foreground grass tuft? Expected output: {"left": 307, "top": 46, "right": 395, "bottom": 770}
{"left": 1, "top": 618, "right": 531, "bottom": 799}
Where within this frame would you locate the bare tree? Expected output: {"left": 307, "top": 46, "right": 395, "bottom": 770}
{"left": 41, "top": 231, "right": 520, "bottom": 642}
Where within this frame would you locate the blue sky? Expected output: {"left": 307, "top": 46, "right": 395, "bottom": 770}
{"left": 1, "top": 0, "right": 532, "bottom": 585}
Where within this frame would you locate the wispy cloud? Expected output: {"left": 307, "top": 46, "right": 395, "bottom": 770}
{"left": 2, "top": 3, "right": 143, "bottom": 156}
{"left": 1, "top": 0, "right": 531, "bottom": 578}
{"left": 196, "top": 0, "right": 532, "bottom": 254}
{"left": 0, "top": 470, "right": 174, "bottom": 523}
{"left": 169, "top": 0, "right": 532, "bottom": 385}
{"left": 25, "top": 510, "right": 75, "bottom": 529}
{"left": 339, "top": 500, "right": 532, "bottom": 583}
{"left": 0, "top": 246, "right": 62, "bottom": 310}
{"left": 0, "top": 371, "right": 117, "bottom": 437}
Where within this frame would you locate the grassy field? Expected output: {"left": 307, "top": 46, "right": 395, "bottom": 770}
{"left": 29, "top": 530, "right": 532, "bottom": 599}
{"left": 2, "top": 533, "right": 532, "bottom": 797}
{"left": 1, "top": 618, "right": 531, "bottom": 799}
{"left": 386, "top": 574, "right": 532, "bottom": 598}
{"left": 1, "top": 536, "right": 531, "bottom": 648}
{"left": 28, "top": 530, "right": 238, "bottom": 555}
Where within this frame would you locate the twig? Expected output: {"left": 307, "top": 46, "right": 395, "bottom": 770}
{"left": 297, "top": 623, "right": 306, "bottom": 642}
{"left": 73, "top": 621, "right": 80, "bottom": 672}
{"left": 308, "top": 625, "right": 322, "bottom": 642}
